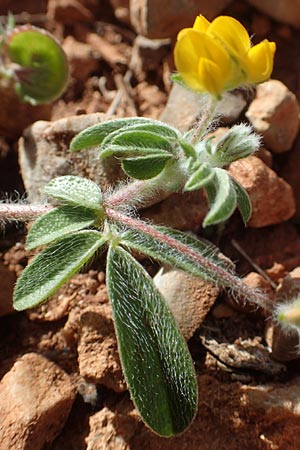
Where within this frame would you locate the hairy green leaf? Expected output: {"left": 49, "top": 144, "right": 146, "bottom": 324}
{"left": 14, "top": 231, "right": 105, "bottom": 311}
{"left": 106, "top": 245, "right": 198, "bottom": 436}
{"left": 179, "top": 140, "right": 197, "bottom": 159}
{"left": 231, "top": 178, "right": 252, "bottom": 224}
{"left": 7, "top": 25, "right": 68, "bottom": 104}
{"left": 26, "top": 205, "right": 98, "bottom": 250}
{"left": 121, "top": 154, "right": 173, "bottom": 179}
{"left": 120, "top": 225, "right": 234, "bottom": 283}
{"left": 100, "top": 129, "right": 174, "bottom": 159}
{"left": 70, "top": 117, "right": 160, "bottom": 151}
{"left": 42, "top": 176, "right": 102, "bottom": 211}
{"left": 184, "top": 162, "right": 214, "bottom": 191}
{"left": 203, "top": 168, "right": 237, "bottom": 227}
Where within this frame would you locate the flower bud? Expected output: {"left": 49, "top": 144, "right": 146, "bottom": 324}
{"left": 210, "top": 124, "right": 260, "bottom": 165}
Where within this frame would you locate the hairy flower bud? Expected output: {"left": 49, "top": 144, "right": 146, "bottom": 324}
{"left": 210, "top": 124, "right": 260, "bottom": 166}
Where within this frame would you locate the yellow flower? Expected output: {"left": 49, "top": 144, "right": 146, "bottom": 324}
{"left": 174, "top": 15, "right": 276, "bottom": 98}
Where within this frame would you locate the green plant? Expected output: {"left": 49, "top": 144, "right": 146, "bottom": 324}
{"left": 2, "top": 14, "right": 294, "bottom": 438}
{"left": 11, "top": 119, "right": 271, "bottom": 437}
{"left": 0, "top": 15, "right": 68, "bottom": 104}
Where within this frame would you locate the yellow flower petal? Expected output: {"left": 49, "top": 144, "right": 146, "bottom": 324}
{"left": 174, "top": 30, "right": 232, "bottom": 97}
{"left": 174, "top": 30, "right": 205, "bottom": 78}
{"left": 193, "top": 15, "right": 210, "bottom": 32}
{"left": 177, "top": 27, "right": 191, "bottom": 41}
{"left": 245, "top": 40, "right": 276, "bottom": 84}
{"left": 208, "top": 16, "right": 251, "bottom": 57}
{"left": 197, "top": 58, "right": 225, "bottom": 97}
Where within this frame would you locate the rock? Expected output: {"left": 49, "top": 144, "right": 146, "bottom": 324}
{"left": 62, "top": 36, "right": 99, "bottom": 84}
{"left": 154, "top": 268, "right": 220, "bottom": 340}
{"left": 270, "top": 269, "right": 300, "bottom": 361}
{"left": 279, "top": 132, "right": 300, "bottom": 219}
{"left": 110, "top": 0, "right": 130, "bottom": 25}
{"left": 226, "top": 271, "right": 274, "bottom": 314}
{"left": 86, "top": 401, "right": 140, "bottom": 450}
{"left": 77, "top": 304, "right": 126, "bottom": 392}
{"left": 228, "top": 155, "right": 296, "bottom": 227}
{"left": 160, "top": 84, "right": 247, "bottom": 133}
{"left": 47, "top": 0, "right": 96, "bottom": 24}
{"left": 228, "top": 223, "right": 300, "bottom": 274}
{"left": 87, "top": 375, "right": 300, "bottom": 450}
{"left": 18, "top": 113, "right": 123, "bottom": 202}
{"left": 129, "top": 35, "right": 171, "bottom": 81}
{"left": 0, "top": 83, "right": 51, "bottom": 138}
{"left": 246, "top": 0, "right": 300, "bottom": 28}
{"left": 246, "top": 80, "right": 300, "bottom": 153}
{"left": 0, "top": 353, "right": 76, "bottom": 450}
{"left": 0, "top": 261, "right": 16, "bottom": 317}
{"left": 143, "top": 189, "right": 208, "bottom": 231}
{"left": 130, "top": 0, "right": 233, "bottom": 38}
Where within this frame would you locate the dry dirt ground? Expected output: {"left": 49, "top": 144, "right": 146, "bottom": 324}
{"left": 2, "top": 1, "right": 300, "bottom": 449}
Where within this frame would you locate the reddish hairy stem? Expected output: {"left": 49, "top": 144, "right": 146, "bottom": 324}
{"left": 106, "top": 207, "right": 273, "bottom": 311}
{"left": 0, "top": 203, "right": 53, "bottom": 222}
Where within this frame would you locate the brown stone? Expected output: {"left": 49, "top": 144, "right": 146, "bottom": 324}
{"left": 229, "top": 155, "right": 296, "bottom": 227}
{"left": 130, "top": 0, "right": 233, "bottom": 38}
{"left": 87, "top": 375, "right": 300, "bottom": 450}
{"left": 279, "top": 132, "right": 300, "bottom": 219}
{"left": 246, "top": 80, "right": 300, "bottom": 153}
{"left": 0, "top": 261, "right": 16, "bottom": 317}
{"left": 0, "top": 353, "right": 76, "bottom": 450}
{"left": 62, "top": 36, "right": 99, "bottom": 83}
{"left": 77, "top": 304, "right": 126, "bottom": 392}
{"left": 270, "top": 270, "right": 300, "bottom": 361}
{"left": 246, "top": 0, "right": 300, "bottom": 28}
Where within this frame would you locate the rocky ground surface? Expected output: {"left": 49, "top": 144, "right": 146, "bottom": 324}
{"left": 1, "top": 1, "right": 300, "bottom": 449}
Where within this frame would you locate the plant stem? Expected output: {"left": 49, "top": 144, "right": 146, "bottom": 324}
{"left": 0, "top": 203, "right": 52, "bottom": 222}
{"left": 106, "top": 207, "right": 273, "bottom": 312}
{"left": 190, "top": 96, "right": 218, "bottom": 144}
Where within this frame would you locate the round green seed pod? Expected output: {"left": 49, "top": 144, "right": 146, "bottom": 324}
{"left": 6, "top": 25, "right": 69, "bottom": 104}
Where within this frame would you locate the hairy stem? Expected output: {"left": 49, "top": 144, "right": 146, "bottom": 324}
{"left": 0, "top": 203, "right": 52, "bottom": 222}
{"left": 106, "top": 207, "right": 273, "bottom": 312}
{"left": 190, "top": 96, "right": 218, "bottom": 144}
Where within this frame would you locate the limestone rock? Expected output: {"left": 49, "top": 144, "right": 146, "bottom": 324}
{"left": 229, "top": 155, "right": 296, "bottom": 227}
{"left": 18, "top": 113, "right": 123, "bottom": 202}
{"left": 246, "top": 0, "right": 300, "bottom": 28}
{"left": 0, "top": 353, "right": 76, "bottom": 450}
{"left": 154, "top": 267, "right": 220, "bottom": 340}
{"left": 130, "top": 0, "right": 233, "bottom": 38}
{"left": 246, "top": 80, "right": 300, "bottom": 153}
{"left": 160, "top": 84, "right": 247, "bottom": 133}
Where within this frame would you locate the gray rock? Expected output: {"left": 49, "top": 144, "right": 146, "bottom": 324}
{"left": 154, "top": 267, "right": 220, "bottom": 340}
{"left": 18, "top": 113, "right": 123, "bottom": 202}
{"left": 160, "top": 84, "right": 247, "bottom": 133}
